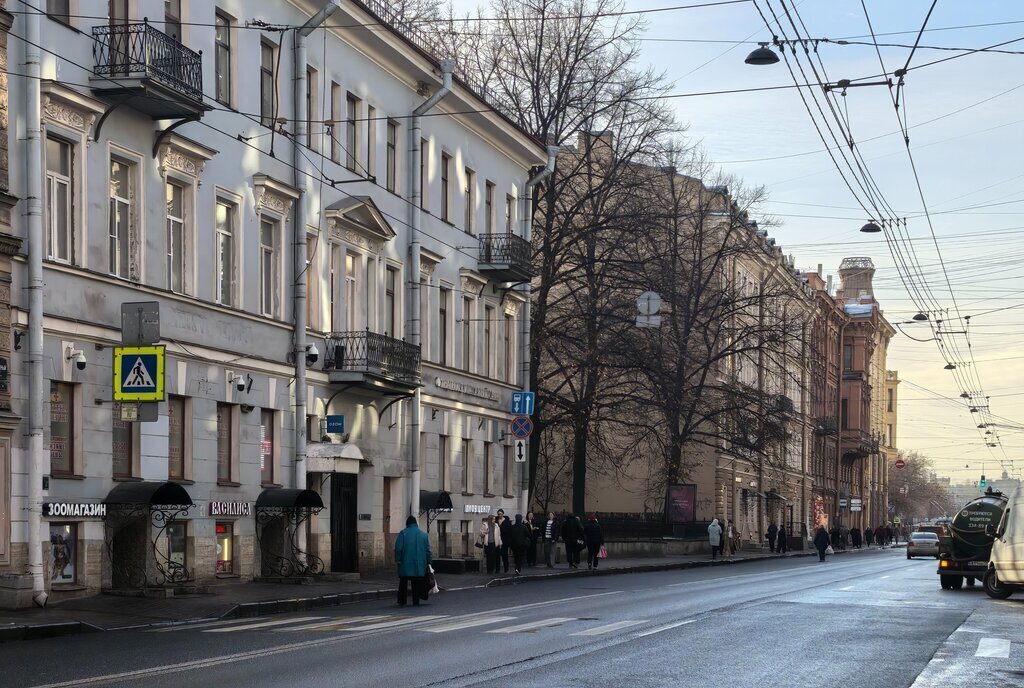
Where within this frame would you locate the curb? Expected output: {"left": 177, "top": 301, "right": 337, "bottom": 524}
{"left": 0, "top": 620, "right": 100, "bottom": 643}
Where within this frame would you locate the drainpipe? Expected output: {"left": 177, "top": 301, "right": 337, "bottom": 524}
{"left": 518, "top": 146, "right": 557, "bottom": 515}
{"left": 25, "top": 4, "right": 46, "bottom": 606}
{"left": 409, "top": 59, "right": 455, "bottom": 520}
{"left": 293, "top": 0, "right": 341, "bottom": 495}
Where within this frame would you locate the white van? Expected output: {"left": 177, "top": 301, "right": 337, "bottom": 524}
{"left": 984, "top": 485, "right": 1024, "bottom": 599}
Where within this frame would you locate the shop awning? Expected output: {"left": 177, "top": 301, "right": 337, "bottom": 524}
{"left": 419, "top": 490, "right": 453, "bottom": 512}
{"left": 103, "top": 481, "right": 193, "bottom": 506}
{"left": 763, "top": 491, "right": 789, "bottom": 501}
{"left": 255, "top": 488, "right": 324, "bottom": 510}
{"left": 305, "top": 441, "right": 367, "bottom": 474}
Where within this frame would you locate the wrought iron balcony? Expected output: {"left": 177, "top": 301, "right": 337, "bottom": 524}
{"left": 841, "top": 429, "right": 878, "bottom": 458}
{"left": 814, "top": 416, "right": 838, "bottom": 435}
{"left": 478, "top": 233, "right": 534, "bottom": 282}
{"left": 325, "top": 331, "right": 421, "bottom": 393}
{"left": 91, "top": 20, "right": 207, "bottom": 119}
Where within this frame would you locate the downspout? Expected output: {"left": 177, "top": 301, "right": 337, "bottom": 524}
{"left": 836, "top": 317, "right": 846, "bottom": 526}
{"left": 409, "top": 59, "right": 455, "bottom": 519}
{"left": 518, "top": 146, "right": 558, "bottom": 515}
{"left": 293, "top": 0, "right": 341, "bottom": 494}
{"left": 25, "top": 5, "right": 46, "bottom": 606}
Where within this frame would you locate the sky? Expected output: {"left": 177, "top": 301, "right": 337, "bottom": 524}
{"left": 448, "top": 0, "right": 1024, "bottom": 484}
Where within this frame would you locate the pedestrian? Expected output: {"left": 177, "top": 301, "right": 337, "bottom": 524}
{"left": 508, "top": 514, "right": 531, "bottom": 575}
{"left": 542, "top": 511, "right": 559, "bottom": 568}
{"left": 864, "top": 525, "right": 874, "bottom": 547}
{"left": 525, "top": 512, "right": 538, "bottom": 567}
{"left": 395, "top": 515, "right": 431, "bottom": 606}
{"left": 478, "top": 515, "right": 502, "bottom": 574}
{"left": 829, "top": 524, "right": 840, "bottom": 550}
{"left": 777, "top": 523, "right": 788, "bottom": 554}
{"left": 497, "top": 509, "right": 513, "bottom": 573}
{"left": 766, "top": 520, "right": 778, "bottom": 553}
{"left": 726, "top": 519, "right": 740, "bottom": 556}
{"left": 583, "top": 514, "right": 605, "bottom": 569}
{"left": 813, "top": 525, "right": 830, "bottom": 562}
{"left": 850, "top": 527, "right": 862, "bottom": 549}
{"left": 874, "top": 524, "right": 886, "bottom": 548}
{"left": 885, "top": 524, "right": 894, "bottom": 545}
{"left": 708, "top": 518, "right": 723, "bottom": 560}
{"left": 561, "top": 512, "right": 584, "bottom": 569}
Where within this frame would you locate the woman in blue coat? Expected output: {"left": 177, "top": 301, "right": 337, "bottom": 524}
{"left": 395, "top": 515, "right": 432, "bottom": 605}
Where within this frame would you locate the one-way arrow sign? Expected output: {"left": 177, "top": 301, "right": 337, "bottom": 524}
{"left": 511, "top": 391, "right": 535, "bottom": 416}
{"left": 514, "top": 439, "right": 527, "bottom": 463}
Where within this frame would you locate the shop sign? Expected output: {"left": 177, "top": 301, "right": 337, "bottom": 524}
{"left": 464, "top": 504, "right": 492, "bottom": 514}
{"left": 43, "top": 502, "right": 107, "bottom": 518}
{"left": 433, "top": 376, "right": 499, "bottom": 402}
{"left": 666, "top": 484, "right": 696, "bottom": 524}
{"left": 209, "top": 501, "right": 252, "bottom": 517}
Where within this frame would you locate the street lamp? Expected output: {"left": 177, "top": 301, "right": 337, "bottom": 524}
{"left": 944, "top": 362, "right": 956, "bottom": 370}
{"left": 912, "top": 312, "right": 929, "bottom": 321}
{"left": 860, "top": 220, "right": 882, "bottom": 233}
{"left": 745, "top": 42, "right": 779, "bottom": 65}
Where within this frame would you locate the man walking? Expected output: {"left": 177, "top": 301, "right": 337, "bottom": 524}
{"left": 777, "top": 523, "right": 788, "bottom": 554}
{"left": 395, "top": 515, "right": 431, "bottom": 606}
{"left": 497, "top": 510, "right": 513, "bottom": 573}
{"left": 508, "top": 514, "right": 531, "bottom": 575}
{"left": 813, "top": 525, "right": 830, "bottom": 562}
{"left": 542, "top": 512, "right": 559, "bottom": 568}
{"left": 561, "top": 513, "right": 584, "bottom": 569}
{"left": 525, "top": 512, "right": 538, "bottom": 567}
{"left": 766, "top": 520, "right": 778, "bottom": 553}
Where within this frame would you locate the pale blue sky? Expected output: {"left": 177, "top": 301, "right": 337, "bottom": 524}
{"left": 452, "top": 0, "right": 1024, "bottom": 483}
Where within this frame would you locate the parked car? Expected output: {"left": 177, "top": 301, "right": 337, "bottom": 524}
{"left": 907, "top": 532, "right": 940, "bottom": 559}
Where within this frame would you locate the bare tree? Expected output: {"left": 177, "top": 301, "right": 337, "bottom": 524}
{"left": 889, "top": 451, "right": 955, "bottom": 520}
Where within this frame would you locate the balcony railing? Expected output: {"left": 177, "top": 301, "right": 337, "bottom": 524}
{"left": 93, "top": 21, "right": 203, "bottom": 103}
{"left": 325, "top": 331, "right": 421, "bottom": 385}
{"left": 814, "top": 416, "right": 838, "bottom": 435}
{"left": 478, "top": 233, "right": 534, "bottom": 280}
{"left": 841, "top": 429, "right": 879, "bottom": 457}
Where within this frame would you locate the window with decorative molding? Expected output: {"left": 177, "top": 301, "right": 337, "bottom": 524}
{"left": 108, "top": 156, "right": 136, "bottom": 280}
{"left": 214, "top": 12, "right": 232, "bottom": 106}
{"left": 165, "top": 181, "right": 187, "bottom": 294}
{"left": 260, "top": 217, "right": 280, "bottom": 318}
{"left": 215, "top": 199, "right": 237, "bottom": 307}
{"left": 45, "top": 136, "right": 74, "bottom": 264}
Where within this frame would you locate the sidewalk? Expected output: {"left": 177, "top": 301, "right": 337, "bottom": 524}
{"left": 0, "top": 544, "right": 893, "bottom": 642}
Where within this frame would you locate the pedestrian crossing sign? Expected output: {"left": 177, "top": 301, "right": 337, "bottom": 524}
{"left": 113, "top": 346, "right": 165, "bottom": 402}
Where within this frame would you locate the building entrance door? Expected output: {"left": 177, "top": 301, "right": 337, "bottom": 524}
{"left": 330, "top": 473, "right": 357, "bottom": 573}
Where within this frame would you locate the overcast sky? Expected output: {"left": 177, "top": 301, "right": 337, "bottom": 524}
{"left": 450, "top": 0, "right": 1023, "bottom": 484}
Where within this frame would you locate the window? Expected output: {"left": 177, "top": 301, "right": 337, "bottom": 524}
{"left": 260, "top": 41, "right": 276, "bottom": 127}
{"left": 49, "top": 523, "right": 77, "bottom": 584}
{"left": 843, "top": 344, "right": 853, "bottom": 371}
{"left": 385, "top": 266, "right": 398, "bottom": 338}
{"left": 440, "top": 153, "right": 451, "bottom": 222}
{"left": 504, "top": 313, "right": 515, "bottom": 383}
{"left": 419, "top": 138, "right": 428, "bottom": 210}
{"left": 166, "top": 182, "right": 185, "bottom": 294}
{"left": 462, "top": 297, "right": 472, "bottom": 371}
{"left": 483, "top": 306, "right": 494, "bottom": 377}
{"left": 216, "top": 522, "right": 234, "bottom": 573}
{"left": 215, "top": 200, "right": 235, "bottom": 306}
{"left": 345, "top": 253, "right": 358, "bottom": 330}
{"left": 260, "top": 409, "right": 276, "bottom": 485}
{"left": 887, "top": 388, "right": 894, "bottom": 413}
{"left": 108, "top": 157, "right": 133, "bottom": 278}
{"left": 887, "top": 424, "right": 894, "bottom": 448}
{"left": 386, "top": 120, "right": 398, "bottom": 192}
{"left": 306, "top": 236, "right": 318, "bottom": 329}
{"left": 112, "top": 402, "right": 134, "bottom": 478}
{"left": 420, "top": 278, "right": 429, "bottom": 362}
{"left": 366, "top": 106, "right": 376, "bottom": 178}
{"left": 306, "top": 67, "right": 318, "bottom": 151}
{"left": 464, "top": 168, "right": 475, "bottom": 234}
{"left": 841, "top": 398, "right": 849, "bottom": 430}
{"left": 485, "top": 181, "right": 495, "bottom": 232}
{"left": 259, "top": 217, "right": 279, "bottom": 317}
{"left": 165, "top": 522, "right": 187, "bottom": 570}
{"left": 462, "top": 438, "right": 472, "bottom": 494}
{"left": 329, "top": 245, "right": 340, "bottom": 331}
{"left": 437, "top": 520, "right": 449, "bottom": 557}
{"left": 167, "top": 396, "right": 186, "bottom": 480}
{"left": 45, "top": 136, "right": 73, "bottom": 263}
{"left": 438, "top": 288, "right": 449, "bottom": 365}
{"left": 216, "top": 403, "right": 235, "bottom": 483}
{"left": 346, "top": 94, "right": 359, "bottom": 171}
{"left": 49, "top": 382, "right": 74, "bottom": 476}
{"left": 438, "top": 434, "right": 448, "bottom": 490}
{"left": 164, "top": 0, "right": 181, "bottom": 41}
{"left": 503, "top": 445, "right": 513, "bottom": 495}
{"left": 505, "top": 194, "right": 514, "bottom": 233}
{"left": 483, "top": 441, "right": 493, "bottom": 494}
{"left": 214, "top": 13, "right": 231, "bottom": 105}
{"left": 47, "top": 0, "right": 70, "bottom": 23}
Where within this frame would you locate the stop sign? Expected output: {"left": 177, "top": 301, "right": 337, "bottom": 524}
{"left": 895, "top": 459, "right": 906, "bottom": 469}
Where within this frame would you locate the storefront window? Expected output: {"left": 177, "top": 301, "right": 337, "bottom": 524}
{"left": 49, "top": 523, "right": 76, "bottom": 584}
{"left": 216, "top": 522, "right": 234, "bottom": 574}
{"left": 166, "top": 522, "right": 187, "bottom": 569}
{"left": 49, "top": 382, "right": 73, "bottom": 475}
{"left": 168, "top": 396, "right": 185, "bottom": 480}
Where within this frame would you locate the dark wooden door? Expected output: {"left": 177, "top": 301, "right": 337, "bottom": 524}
{"left": 331, "top": 473, "right": 358, "bottom": 572}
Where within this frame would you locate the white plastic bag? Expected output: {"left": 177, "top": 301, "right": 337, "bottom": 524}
{"left": 427, "top": 564, "right": 440, "bottom": 594}
{"left": 825, "top": 545, "right": 835, "bottom": 555}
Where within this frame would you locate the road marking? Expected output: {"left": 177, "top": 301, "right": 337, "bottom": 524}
{"left": 488, "top": 617, "right": 575, "bottom": 634}
{"left": 976, "top": 638, "right": 1011, "bottom": 658}
{"left": 880, "top": 575, "right": 890, "bottom": 579}
{"left": 571, "top": 619, "right": 647, "bottom": 636}
{"left": 635, "top": 619, "right": 695, "bottom": 638}
{"left": 839, "top": 586, "right": 855, "bottom": 591}
{"left": 204, "top": 616, "right": 328, "bottom": 633}
{"left": 343, "top": 615, "right": 447, "bottom": 632}
{"left": 275, "top": 616, "right": 391, "bottom": 632}
{"left": 420, "top": 616, "right": 517, "bottom": 633}
{"left": 149, "top": 618, "right": 256, "bottom": 632}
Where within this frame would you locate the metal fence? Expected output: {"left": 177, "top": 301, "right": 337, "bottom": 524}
{"left": 92, "top": 21, "right": 204, "bottom": 102}
{"left": 592, "top": 512, "right": 672, "bottom": 540}
{"left": 325, "top": 331, "right": 421, "bottom": 384}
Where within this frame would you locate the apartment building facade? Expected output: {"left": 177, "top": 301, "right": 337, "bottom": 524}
{"left": 2, "top": 0, "right": 545, "bottom": 603}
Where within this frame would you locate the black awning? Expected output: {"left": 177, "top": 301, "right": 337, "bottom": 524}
{"left": 255, "top": 488, "right": 324, "bottom": 510}
{"left": 103, "top": 481, "right": 193, "bottom": 507}
{"left": 764, "top": 491, "right": 789, "bottom": 501}
{"left": 420, "top": 490, "right": 453, "bottom": 511}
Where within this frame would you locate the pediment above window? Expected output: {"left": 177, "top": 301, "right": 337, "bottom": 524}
{"left": 420, "top": 247, "right": 444, "bottom": 278}
{"left": 253, "top": 174, "right": 300, "bottom": 216}
{"left": 157, "top": 133, "right": 217, "bottom": 180}
{"left": 459, "top": 268, "right": 488, "bottom": 296}
{"left": 326, "top": 196, "right": 396, "bottom": 252}
{"left": 40, "top": 81, "right": 104, "bottom": 134}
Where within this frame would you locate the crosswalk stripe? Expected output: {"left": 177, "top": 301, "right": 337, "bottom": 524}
{"left": 635, "top": 619, "right": 695, "bottom": 638}
{"left": 975, "top": 638, "right": 1011, "bottom": 658}
{"left": 275, "top": 616, "right": 391, "bottom": 632}
{"left": 420, "top": 616, "right": 517, "bottom": 633}
{"left": 149, "top": 618, "right": 250, "bottom": 632}
{"left": 488, "top": 617, "right": 575, "bottom": 634}
{"left": 570, "top": 620, "right": 647, "bottom": 636}
{"left": 203, "top": 616, "right": 327, "bottom": 633}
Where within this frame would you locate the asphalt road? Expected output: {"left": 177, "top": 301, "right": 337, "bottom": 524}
{"left": 4, "top": 548, "right": 1023, "bottom": 688}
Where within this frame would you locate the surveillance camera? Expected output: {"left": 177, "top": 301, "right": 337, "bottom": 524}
{"left": 71, "top": 350, "right": 86, "bottom": 371}
{"left": 305, "top": 343, "right": 319, "bottom": 366}
{"left": 234, "top": 374, "right": 247, "bottom": 392}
